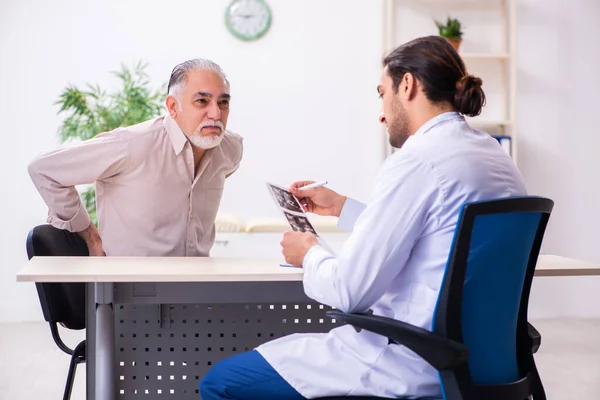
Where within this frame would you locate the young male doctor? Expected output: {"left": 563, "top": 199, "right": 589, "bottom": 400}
{"left": 200, "top": 35, "right": 527, "bottom": 399}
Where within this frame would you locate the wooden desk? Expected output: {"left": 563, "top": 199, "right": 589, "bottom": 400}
{"left": 532, "top": 255, "right": 600, "bottom": 277}
{"left": 16, "top": 254, "right": 600, "bottom": 400}
{"left": 17, "top": 254, "right": 600, "bottom": 284}
{"left": 17, "top": 258, "right": 329, "bottom": 400}
{"left": 16, "top": 256, "right": 302, "bottom": 283}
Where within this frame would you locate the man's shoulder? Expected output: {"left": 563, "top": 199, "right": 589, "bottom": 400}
{"left": 222, "top": 129, "right": 243, "bottom": 146}
{"left": 110, "top": 116, "right": 167, "bottom": 143}
{"left": 219, "top": 129, "right": 244, "bottom": 159}
{"left": 378, "top": 145, "right": 442, "bottom": 198}
{"left": 382, "top": 144, "right": 430, "bottom": 174}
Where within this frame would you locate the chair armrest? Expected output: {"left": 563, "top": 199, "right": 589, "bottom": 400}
{"left": 528, "top": 322, "right": 541, "bottom": 353}
{"left": 327, "top": 310, "right": 468, "bottom": 371}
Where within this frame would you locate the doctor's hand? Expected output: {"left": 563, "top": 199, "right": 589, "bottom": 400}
{"left": 289, "top": 181, "right": 347, "bottom": 217}
{"left": 280, "top": 231, "right": 319, "bottom": 267}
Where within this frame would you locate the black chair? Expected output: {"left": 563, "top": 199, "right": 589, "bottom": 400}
{"left": 318, "top": 196, "right": 553, "bottom": 400}
{"left": 26, "top": 224, "right": 89, "bottom": 400}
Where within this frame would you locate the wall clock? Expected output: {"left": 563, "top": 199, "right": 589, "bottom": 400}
{"left": 225, "top": 0, "right": 272, "bottom": 41}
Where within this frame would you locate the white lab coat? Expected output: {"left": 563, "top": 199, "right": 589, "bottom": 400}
{"left": 256, "top": 112, "right": 527, "bottom": 399}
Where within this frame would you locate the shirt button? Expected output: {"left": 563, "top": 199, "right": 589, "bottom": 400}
{"left": 188, "top": 242, "right": 194, "bottom": 248}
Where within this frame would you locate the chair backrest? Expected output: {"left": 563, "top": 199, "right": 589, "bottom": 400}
{"left": 433, "top": 196, "right": 553, "bottom": 397}
{"left": 26, "top": 224, "right": 89, "bottom": 330}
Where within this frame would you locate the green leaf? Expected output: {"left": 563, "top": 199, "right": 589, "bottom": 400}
{"left": 434, "top": 16, "right": 463, "bottom": 38}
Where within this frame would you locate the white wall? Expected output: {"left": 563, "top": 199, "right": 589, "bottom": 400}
{"left": 392, "top": 1, "right": 507, "bottom": 125}
{"left": 0, "top": 0, "right": 386, "bottom": 322}
{"left": 2, "top": 0, "right": 600, "bottom": 322}
{"left": 517, "top": 0, "right": 600, "bottom": 318}
{"left": 389, "top": 0, "right": 600, "bottom": 318}
{"left": 517, "top": 0, "right": 600, "bottom": 261}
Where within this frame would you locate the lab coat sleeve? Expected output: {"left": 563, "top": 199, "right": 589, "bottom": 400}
{"left": 336, "top": 198, "right": 367, "bottom": 232}
{"left": 302, "top": 153, "right": 441, "bottom": 313}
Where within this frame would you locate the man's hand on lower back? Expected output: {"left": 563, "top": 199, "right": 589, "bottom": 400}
{"left": 78, "top": 221, "right": 106, "bottom": 256}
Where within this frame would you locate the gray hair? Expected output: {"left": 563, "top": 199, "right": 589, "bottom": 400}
{"left": 167, "top": 58, "right": 230, "bottom": 99}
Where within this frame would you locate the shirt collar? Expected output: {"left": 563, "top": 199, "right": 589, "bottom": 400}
{"left": 163, "top": 114, "right": 188, "bottom": 155}
{"left": 413, "top": 111, "right": 464, "bottom": 137}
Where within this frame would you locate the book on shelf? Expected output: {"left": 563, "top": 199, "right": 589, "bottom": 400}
{"left": 492, "top": 135, "right": 512, "bottom": 156}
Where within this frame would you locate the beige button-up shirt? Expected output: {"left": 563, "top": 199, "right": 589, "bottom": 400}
{"left": 28, "top": 115, "right": 243, "bottom": 257}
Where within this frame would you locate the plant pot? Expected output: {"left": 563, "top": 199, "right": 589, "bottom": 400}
{"left": 444, "top": 36, "right": 462, "bottom": 52}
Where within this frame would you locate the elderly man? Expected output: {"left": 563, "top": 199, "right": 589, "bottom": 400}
{"left": 28, "top": 58, "right": 243, "bottom": 257}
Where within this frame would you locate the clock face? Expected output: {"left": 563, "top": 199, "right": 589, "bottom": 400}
{"left": 225, "top": 0, "right": 272, "bottom": 41}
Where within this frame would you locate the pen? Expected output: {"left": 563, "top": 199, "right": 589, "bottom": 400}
{"left": 280, "top": 263, "right": 302, "bottom": 268}
{"left": 299, "top": 180, "right": 328, "bottom": 190}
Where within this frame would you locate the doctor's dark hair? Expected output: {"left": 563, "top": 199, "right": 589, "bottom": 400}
{"left": 383, "top": 35, "right": 486, "bottom": 117}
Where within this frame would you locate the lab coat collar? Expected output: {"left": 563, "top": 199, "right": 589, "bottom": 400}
{"left": 414, "top": 112, "right": 464, "bottom": 137}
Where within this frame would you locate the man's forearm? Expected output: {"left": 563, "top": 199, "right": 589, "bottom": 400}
{"left": 28, "top": 156, "right": 92, "bottom": 232}
{"left": 27, "top": 130, "right": 129, "bottom": 232}
{"left": 332, "top": 195, "right": 348, "bottom": 218}
{"left": 78, "top": 221, "right": 106, "bottom": 256}
{"left": 78, "top": 221, "right": 101, "bottom": 245}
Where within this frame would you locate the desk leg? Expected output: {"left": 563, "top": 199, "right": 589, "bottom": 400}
{"left": 95, "top": 282, "right": 115, "bottom": 400}
{"left": 86, "top": 283, "right": 96, "bottom": 399}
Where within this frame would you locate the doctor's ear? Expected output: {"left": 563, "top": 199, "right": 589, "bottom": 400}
{"left": 399, "top": 73, "right": 418, "bottom": 101}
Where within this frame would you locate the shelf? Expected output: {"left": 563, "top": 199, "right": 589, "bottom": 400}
{"left": 403, "top": 0, "right": 503, "bottom": 9}
{"left": 386, "top": 0, "right": 516, "bottom": 160}
{"left": 460, "top": 53, "right": 509, "bottom": 60}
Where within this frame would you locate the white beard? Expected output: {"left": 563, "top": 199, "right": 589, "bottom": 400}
{"left": 189, "top": 120, "right": 225, "bottom": 149}
{"left": 190, "top": 133, "right": 223, "bottom": 149}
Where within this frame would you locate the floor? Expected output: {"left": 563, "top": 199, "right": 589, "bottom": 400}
{"left": 1, "top": 319, "right": 599, "bottom": 399}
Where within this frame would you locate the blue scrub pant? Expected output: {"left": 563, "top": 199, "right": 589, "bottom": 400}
{"left": 199, "top": 350, "right": 306, "bottom": 400}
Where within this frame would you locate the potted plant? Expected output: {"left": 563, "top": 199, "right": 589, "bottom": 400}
{"left": 435, "top": 16, "right": 463, "bottom": 51}
{"left": 54, "top": 61, "right": 166, "bottom": 225}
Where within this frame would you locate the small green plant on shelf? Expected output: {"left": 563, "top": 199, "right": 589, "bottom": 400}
{"left": 435, "top": 16, "right": 463, "bottom": 51}
{"left": 54, "top": 61, "right": 166, "bottom": 225}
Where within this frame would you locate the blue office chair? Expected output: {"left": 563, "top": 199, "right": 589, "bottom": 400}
{"left": 318, "top": 196, "right": 553, "bottom": 400}
{"left": 26, "top": 224, "right": 89, "bottom": 400}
